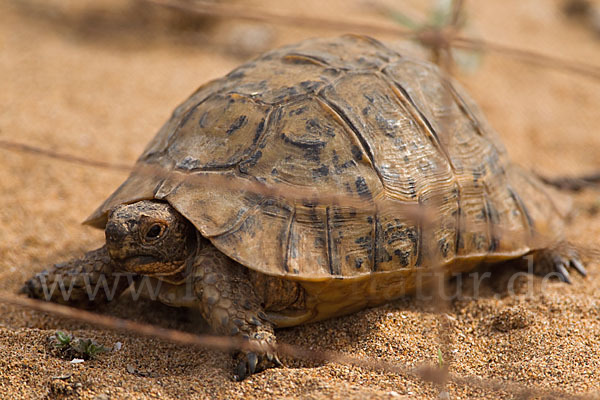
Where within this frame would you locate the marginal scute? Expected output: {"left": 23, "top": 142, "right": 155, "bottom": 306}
{"left": 87, "top": 35, "right": 567, "bottom": 281}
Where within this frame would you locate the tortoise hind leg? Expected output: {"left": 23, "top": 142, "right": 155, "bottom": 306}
{"left": 21, "top": 246, "right": 130, "bottom": 308}
{"left": 531, "top": 244, "right": 587, "bottom": 284}
{"left": 190, "top": 245, "right": 281, "bottom": 381}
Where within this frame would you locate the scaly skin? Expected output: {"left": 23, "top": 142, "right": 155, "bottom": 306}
{"left": 22, "top": 200, "right": 281, "bottom": 380}
{"left": 191, "top": 245, "right": 281, "bottom": 380}
{"left": 22, "top": 200, "right": 584, "bottom": 381}
{"left": 22, "top": 246, "right": 130, "bottom": 308}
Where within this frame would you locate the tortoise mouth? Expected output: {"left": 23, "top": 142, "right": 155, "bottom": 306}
{"left": 117, "top": 255, "right": 186, "bottom": 276}
{"left": 124, "top": 255, "right": 158, "bottom": 266}
{"left": 113, "top": 255, "right": 157, "bottom": 272}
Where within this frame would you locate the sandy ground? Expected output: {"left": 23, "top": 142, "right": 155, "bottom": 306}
{"left": 1, "top": 0, "right": 600, "bottom": 398}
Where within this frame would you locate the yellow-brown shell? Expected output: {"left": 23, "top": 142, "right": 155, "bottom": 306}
{"left": 86, "top": 35, "right": 567, "bottom": 283}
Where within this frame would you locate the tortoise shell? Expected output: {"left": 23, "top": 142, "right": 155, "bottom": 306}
{"left": 85, "top": 34, "right": 566, "bottom": 283}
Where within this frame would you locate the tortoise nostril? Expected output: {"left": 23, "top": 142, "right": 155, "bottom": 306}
{"left": 105, "top": 221, "right": 128, "bottom": 244}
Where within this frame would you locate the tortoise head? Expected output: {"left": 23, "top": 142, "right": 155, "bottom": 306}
{"left": 105, "top": 200, "right": 197, "bottom": 276}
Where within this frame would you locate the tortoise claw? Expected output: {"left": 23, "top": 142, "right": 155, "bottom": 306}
{"left": 234, "top": 360, "right": 247, "bottom": 382}
{"left": 265, "top": 351, "right": 282, "bottom": 366}
{"left": 571, "top": 258, "right": 587, "bottom": 277}
{"left": 233, "top": 348, "right": 282, "bottom": 381}
{"left": 533, "top": 246, "right": 587, "bottom": 284}
{"left": 247, "top": 352, "right": 258, "bottom": 375}
{"left": 555, "top": 263, "right": 572, "bottom": 284}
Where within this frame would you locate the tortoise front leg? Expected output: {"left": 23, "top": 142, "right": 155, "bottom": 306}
{"left": 21, "top": 246, "right": 131, "bottom": 308}
{"left": 191, "top": 245, "right": 281, "bottom": 380}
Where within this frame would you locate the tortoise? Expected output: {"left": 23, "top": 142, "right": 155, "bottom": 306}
{"left": 22, "top": 34, "right": 586, "bottom": 380}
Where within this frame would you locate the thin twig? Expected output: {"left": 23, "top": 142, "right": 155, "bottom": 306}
{"left": 538, "top": 171, "right": 600, "bottom": 191}
{"left": 0, "top": 139, "right": 428, "bottom": 222}
{"left": 0, "top": 139, "right": 132, "bottom": 172}
{"left": 145, "top": 0, "right": 600, "bottom": 82}
{"left": 149, "top": 0, "right": 416, "bottom": 38}
{"left": 452, "top": 36, "right": 600, "bottom": 81}
{"left": 0, "top": 293, "right": 590, "bottom": 399}
{"left": 449, "top": 0, "right": 465, "bottom": 27}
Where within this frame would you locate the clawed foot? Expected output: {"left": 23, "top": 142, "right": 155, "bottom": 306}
{"left": 20, "top": 270, "right": 47, "bottom": 299}
{"left": 233, "top": 335, "right": 282, "bottom": 381}
{"left": 234, "top": 350, "right": 283, "bottom": 381}
{"left": 533, "top": 246, "right": 587, "bottom": 284}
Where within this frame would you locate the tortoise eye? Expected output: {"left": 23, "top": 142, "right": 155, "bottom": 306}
{"left": 145, "top": 223, "right": 165, "bottom": 241}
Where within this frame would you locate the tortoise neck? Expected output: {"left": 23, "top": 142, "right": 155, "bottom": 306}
{"left": 157, "top": 231, "right": 209, "bottom": 284}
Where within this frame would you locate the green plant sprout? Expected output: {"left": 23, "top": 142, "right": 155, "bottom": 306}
{"left": 51, "top": 331, "right": 110, "bottom": 360}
